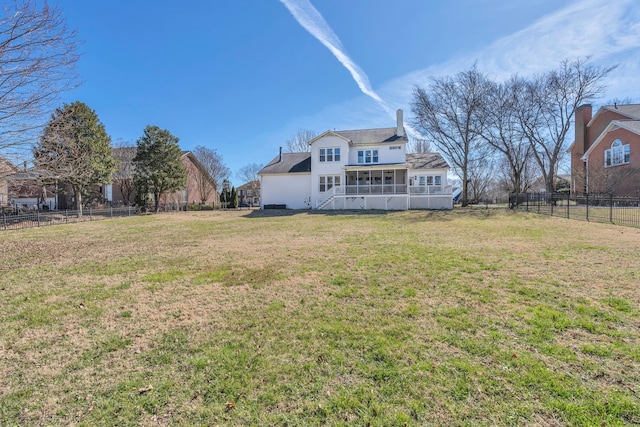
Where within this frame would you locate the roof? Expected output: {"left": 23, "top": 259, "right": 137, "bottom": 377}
{"left": 406, "top": 152, "right": 449, "bottom": 170}
{"left": 588, "top": 104, "right": 640, "bottom": 127}
{"left": 237, "top": 180, "right": 259, "bottom": 191}
{"left": 582, "top": 119, "right": 640, "bottom": 159}
{"left": 259, "top": 152, "right": 311, "bottom": 175}
{"left": 312, "top": 127, "right": 407, "bottom": 146}
{"left": 0, "top": 155, "right": 19, "bottom": 176}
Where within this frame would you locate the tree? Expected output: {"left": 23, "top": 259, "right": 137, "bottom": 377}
{"left": 112, "top": 139, "right": 136, "bottom": 205}
{"left": 410, "top": 138, "right": 432, "bottom": 153}
{"left": 34, "top": 101, "right": 115, "bottom": 215}
{"left": 516, "top": 58, "right": 615, "bottom": 193}
{"left": 237, "top": 162, "right": 263, "bottom": 206}
{"left": 286, "top": 129, "right": 317, "bottom": 153}
{"left": 132, "top": 125, "right": 186, "bottom": 212}
{"left": 0, "top": 1, "right": 80, "bottom": 157}
{"left": 481, "top": 77, "right": 533, "bottom": 193}
{"left": 411, "top": 66, "right": 493, "bottom": 206}
{"left": 191, "top": 145, "right": 229, "bottom": 204}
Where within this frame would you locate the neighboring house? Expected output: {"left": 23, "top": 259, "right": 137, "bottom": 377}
{"left": 237, "top": 180, "right": 260, "bottom": 206}
{"left": 259, "top": 110, "right": 453, "bottom": 210}
{"left": 0, "top": 156, "right": 19, "bottom": 208}
{"left": 571, "top": 104, "right": 640, "bottom": 195}
{"left": 7, "top": 168, "right": 59, "bottom": 210}
{"left": 110, "top": 149, "right": 218, "bottom": 206}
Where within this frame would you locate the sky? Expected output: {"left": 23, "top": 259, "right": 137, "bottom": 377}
{"left": 52, "top": 0, "right": 640, "bottom": 184}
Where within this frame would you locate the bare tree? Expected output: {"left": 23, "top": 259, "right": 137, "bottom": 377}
{"left": 516, "top": 58, "right": 615, "bottom": 193}
{"left": 481, "top": 77, "right": 533, "bottom": 193}
{"left": 286, "top": 129, "right": 317, "bottom": 153}
{"left": 112, "top": 139, "right": 136, "bottom": 205}
{"left": 410, "top": 138, "right": 432, "bottom": 153}
{"left": 237, "top": 162, "right": 263, "bottom": 205}
{"left": 411, "top": 66, "right": 493, "bottom": 206}
{"left": 191, "top": 145, "right": 229, "bottom": 204}
{"left": 0, "top": 1, "right": 80, "bottom": 158}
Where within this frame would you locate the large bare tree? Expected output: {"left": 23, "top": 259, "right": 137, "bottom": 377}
{"left": 481, "top": 77, "right": 533, "bottom": 194}
{"left": 411, "top": 66, "right": 493, "bottom": 206}
{"left": 516, "top": 58, "right": 615, "bottom": 193}
{"left": 285, "top": 129, "right": 317, "bottom": 153}
{"left": 191, "top": 145, "right": 229, "bottom": 204}
{"left": 0, "top": 1, "right": 80, "bottom": 158}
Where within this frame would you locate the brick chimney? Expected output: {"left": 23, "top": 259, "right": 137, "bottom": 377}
{"left": 575, "top": 104, "right": 592, "bottom": 155}
{"left": 396, "top": 109, "right": 404, "bottom": 137}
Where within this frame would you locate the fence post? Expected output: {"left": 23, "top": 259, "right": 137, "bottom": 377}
{"left": 526, "top": 193, "right": 529, "bottom": 211}
{"left": 37, "top": 210, "right": 40, "bottom": 227}
{"left": 89, "top": 208, "right": 92, "bottom": 221}
{"left": 2, "top": 214, "right": 6, "bottom": 231}
{"left": 610, "top": 193, "right": 613, "bottom": 224}
{"left": 550, "top": 193, "right": 553, "bottom": 216}
{"left": 65, "top": 209, "right": 68, "bottom": 223}
{"left": 567, "top": 192, "right": 570, "bottom": 219}
{"left": 110, "top": 207, "right": 113, "bottom": 218}
{"left": 586, "top": 193, "right": 589, "bottom": 222}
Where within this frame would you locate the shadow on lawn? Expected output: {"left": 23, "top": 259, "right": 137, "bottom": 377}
{"left": 241, "top": 207, "right": 506, "bottom": 221}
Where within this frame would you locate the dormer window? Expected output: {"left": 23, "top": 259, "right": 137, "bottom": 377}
{"left": 604, "top": 139, "right": 630, "bottom": 167}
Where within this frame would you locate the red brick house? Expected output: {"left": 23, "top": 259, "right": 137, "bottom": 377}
{"left": 570, "top": 104, "right": 640, "bottom": 195}
{"left": 0, "top": 156, "right": 19, "bottom": 208}
{"left": 109, "top": 149, "right": 218, "bottom": 206}
{"left": 237, "top": 180, "right": 260, "bottom": 207}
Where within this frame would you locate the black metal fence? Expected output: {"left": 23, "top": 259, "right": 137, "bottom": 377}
{"left": 1, "top": 207, "right": 143, "bottom": 231}
{"left": 509, "top": 192, "right": 640, "bottom": 228}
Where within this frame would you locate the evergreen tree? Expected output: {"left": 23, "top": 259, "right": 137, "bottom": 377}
{"left": 35, "top": 101, "right": 115, "bottom": 215}
{"left": 132, "top": 125, "right": 187, "bottom": 212}
{"left": 230, "top": 186, "right": 238, "bottom": 208}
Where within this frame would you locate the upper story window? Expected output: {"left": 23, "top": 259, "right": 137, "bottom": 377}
{"left": 357, "top": 149, "right": 379, "bottom": 164}
{"left": 604, "top": 139, "right": 630, "bottom": 167}
{"left": 319, "top": 147, "right": 341, "bottom": 162}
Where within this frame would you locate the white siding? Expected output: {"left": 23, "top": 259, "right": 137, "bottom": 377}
{"left": 310, "top": 135, "right": 349, "bottom": 208}
{"left": 260, "top": 173, "right": 311, "bottom": 209}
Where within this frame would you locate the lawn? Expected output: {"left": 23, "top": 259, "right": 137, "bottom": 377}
{"left": 0, "top": 209, "right": 639, "bottom": 426}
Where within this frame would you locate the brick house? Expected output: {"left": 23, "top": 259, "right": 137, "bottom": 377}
{"left": 109, "top": 149, "right": 218, "bottom": 206}
{"left": 0, "top": 156, "right": 19, "bottom": 208}
{"left": 570, "top": 104, "right": 640, "bottom": 195}
{"left": 237, "top": 180, "right": 260, "bottom": 207}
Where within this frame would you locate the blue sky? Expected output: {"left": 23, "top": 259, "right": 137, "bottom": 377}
{"left": 54, "top": 0, "right": 640, "bottom": 184}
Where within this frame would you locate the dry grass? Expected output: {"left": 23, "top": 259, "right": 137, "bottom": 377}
{"left": 1, "top": 209, "right": 639, "bottom": 426}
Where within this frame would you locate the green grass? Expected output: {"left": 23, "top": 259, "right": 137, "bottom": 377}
{"left": 0, "top": 209, "right": 639, "bottom": 425}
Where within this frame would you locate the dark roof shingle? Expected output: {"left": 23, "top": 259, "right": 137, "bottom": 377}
{"left": 406, "top": 152, "right": 449, "bottom": 169}
{"left": 259, "top": 152, "right": 311, "bottom": 175}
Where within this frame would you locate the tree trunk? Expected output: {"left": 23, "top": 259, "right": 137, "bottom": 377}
{"left": 73, "top": 185, "right": 83, "bottom": 217}
{"left": 154, "top": 193, "right": 160, "bottom": 212}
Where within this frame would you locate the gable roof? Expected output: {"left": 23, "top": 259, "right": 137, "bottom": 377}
{"left": 587, "top": 104, "right": 640, "bottom": 127}
{"left": 0, "top": 155, "right": 19, "bottom": 177}
{"left": 406, "top": 152, "right": 449, "bottom": 170}
{"left": 582, "top": 119, "right": 640, "bottom": 159}
{"left": 308, "top": 127, "right": 408, "bottom": 146}
{"left": 237, "top": 180, "right": 259, "bottom": 191}
{"left": 259, "top": 152, "right": 311, "bottom": 175}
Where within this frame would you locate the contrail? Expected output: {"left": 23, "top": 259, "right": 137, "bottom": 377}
{"left": 278, "top": 0, "right": 392, "bottom": 115}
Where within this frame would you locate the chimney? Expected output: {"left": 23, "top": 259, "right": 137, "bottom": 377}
{"left": 396, "top": 109, "right": 404, "bottom": 137}
{"left": 575, "top": 104, "right": 592, "bottom": 154}
{"left": 279, "top": 146, "right": 282, "bottom": 162}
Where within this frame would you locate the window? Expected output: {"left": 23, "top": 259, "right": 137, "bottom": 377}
{"left": 419, "top": 176, "right": 425, "bottom": 185}
{"left": 605, "top": 139, "right": 630, "bottom": 167}
{"left": 319, "top": 175, "right": 341, "bottom": 192}
{"left": 435, "top": 176, "right": 442, "bottom": 186}
{"left": 320, "top": 147, "right": 341, "bottom": 162}
{"left": 357, "top": 149, "right": 379, "bottom": 164}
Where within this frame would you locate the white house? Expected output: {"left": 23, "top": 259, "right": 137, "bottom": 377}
{"left": 259, "top": 110, "right": 453, "bottom": 210}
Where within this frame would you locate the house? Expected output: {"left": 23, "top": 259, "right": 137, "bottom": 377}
{"left": 0, "top": 156, "right": 19, "bottom": 208}
{"left": 571, "top": 104, "right": 640, "bottom": 195}
{"left": 109, "top": 149, "right": 218, "bottom": 206}
{"left": 237, "top": 180, "right": 260, "bottom": 206}
{"left": 259, "top": 110, "right": 453, "bottom": 210}
{"left": 7, "top": 169, "right": 58, "bottom": 210}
